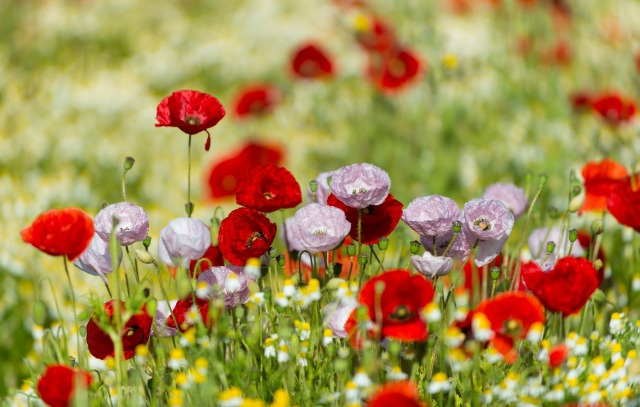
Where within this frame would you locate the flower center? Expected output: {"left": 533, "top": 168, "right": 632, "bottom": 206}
{"left": 313, "top": 229, "right": 328, "bottom": 235}
{"left": 389, "top": 305, "right": 415, "bottom": 322}
{"left": 263, "top": 192, "right": 275, "bottom": 200}
{"left": 474, "top": 217, "right": 492, "bottom": 231}
{"left": 351, "top": 187, "right": 368, "bottom": 195}
{"left": 502, "top": 318, "right": 523, "bottom": 338}
{"left": 246, "top": 232, "right": 265, "bottom": 248}
{"left": 185, "top": 115, "right": 201, "bottom": 126}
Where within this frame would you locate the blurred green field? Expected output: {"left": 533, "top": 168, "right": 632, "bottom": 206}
{"left": 1, "top": 0, "right": 639, "bottom": 398}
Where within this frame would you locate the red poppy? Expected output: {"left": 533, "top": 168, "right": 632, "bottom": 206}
{"left": 474, "top": 292, "right": 546, "bottom": 363}
{"left": 356, "top": 16, "right": 396, "bottom": 54}
{"left": 579, "top": 159, "right": 629, "bottom": 213}
{"left": 37, "top": 364, "right": 92, "bottom": 407}
{"left": 541, "top": 40, "right": 572, "bottom": 66}
{"left": 607, "top": 177, "right": 640, "bottom": 232}
{"left": 218, "top": 207, "right": 277, "bottom": 266}
{"left": 86, "top": 300, "right": 152, "bottom": 360}
{"left": 232, "top": 84, "right": 281, "bottom": 118}
{"left": 21, "top": 208, "right": 94, "bottom": 261}
{"left": 591, "top": 92, "right": 637, "bottom": 125}
{"left": 549, "top": 344, "right": 569, "bottom": 368}
{"left": 367, "top": 47, "right": 422, "bottom": 92}
{"left": 236, "top": 165, "right": 302, "bottom": 213}
{"left": 327, "top": 193, "right": 403, "bottom": 244}
{"left": 290, "top": 43, "right": 334, "bottom": 79}
{"left": 367, "top": 381, "right": 426, "bottom": 407}
{"left": 521, "top": 257, "right": 599, "bottom": 316}
{"left": 206, "top": 141, "right": 283, "bottom": 199}
{"left": 166, "top": 296, "right": 212, "bottom": 332}
{"left": 351, "top": 269, "right": 434, "bottom": 342}
{"left": 570, "top": 91, "right": 592, "bottom": 112}
{"left": 189, "top": 244, "right": 225, "bottom": 278}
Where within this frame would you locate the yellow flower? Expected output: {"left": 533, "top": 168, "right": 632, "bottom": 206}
{"left": 270, "top": 389, "right": 290, "bottom": 407}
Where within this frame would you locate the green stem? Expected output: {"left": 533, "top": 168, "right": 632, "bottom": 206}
{"left": 186, "top": 134, "right": 193, "bottom": 217}
{"left": 62, "top": 257, "right": 83, "bottom": 367}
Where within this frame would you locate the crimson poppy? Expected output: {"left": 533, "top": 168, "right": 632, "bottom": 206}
{"left": 367, "top": 47, "right": 421, "bottom": 92}
{"left": 206, "top": 141, "right": 283, "bottom": 199}
{"left": 235, "top": 165, "right": 302, "bottom": 213}
{"left": 21, "top": 208, "right": 94, "bottom": 261}
{"left": 353, "top": 269, "right": 434, "bottom": 341}
{"left": 189, "top": 244, "right": 225, "bottom": 278}
{"left": 521, "top": 257, "right": 599, "bottom": 316}
{"left": 37, "top": 364, "right": 92, "bottom": 407}
{"left": 474, "top": 292, "right": 546, "bottom": 363}
{"left": 579, "top": 159, "right": 628, "bottom": 213}
{"left": 591, "top": 92, "right": 637, "bottom": 125}
{"left": 165, "top": 296, "right": 212, "bottom": 332}
{"left": 218, "top": 208, "right": 277, "bottom": 266}
{"left": 367, "top": 381, "right": 426, "bottom": 407}
{"left": 327, "top": 193, "right": 403, "bottom": 244}
{"left": 86, "top": 300, "right": 152, "bottom": 360}
{"left": 290, "top": 43, "right": 334, "bottom": 79}
{"left": 355, "top": 16, "right": 396, "bottom": 54}
{"left": 232, "top": 84, "right": 281, "bottom": 118}
{"left": 607, "top": 178, "right": 640, "bottom": 232}
{"left": 548, "top": 344, "right": 569, "bottom": 368}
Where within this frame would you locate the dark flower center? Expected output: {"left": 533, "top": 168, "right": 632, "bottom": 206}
{"left": 474, "top": 217, "right": 492, "bottom": 231}
{"left": 389, "top": 305, "right": 415, "bottom": 322}
{"left": 185, "top": 115, "right": 201, "bottom": 126}
{"left": 502, "top": 318, "right": 523, "bottom": 338}
{"left": 246, "top": 231, "right": 265, "bottom": 248}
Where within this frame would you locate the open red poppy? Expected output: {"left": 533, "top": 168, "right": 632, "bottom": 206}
{"left": 218, "top": 208, "right": 277, "bottom": 266}
{"left": 607, "top": 177, "right": 640, "bottom": 232}
{"left": 232, "top": 84, "right": 281, "bottom": 118}
{"left": 236, "top": 165, "right": 302, "bottom": 213}
{"left": 579, "top": 159, "right": 628, "bottom": 213}
{"left": 166, "top": 296, "right": 213, "bottom": 332}
{"left": 356, "top": 16, "right": 396, "bottom": 54}
{"left": 290, "top": 43, "right": 334, "bottom": 79}
{"left": 591, "top": 92, "right": 637, "bottom": 125}
{"left": 155, "top": 90, "right": 226, "bottom": 136}
{"left": 37, "top": 365, "right": 92, "bottom": 407}
{"left": 367, "top": 381, "right": 426, "bottom": 407}
{"left": 367, "top": 47, "right": 421, "bottom": 92}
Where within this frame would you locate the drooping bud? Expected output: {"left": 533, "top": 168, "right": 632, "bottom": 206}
{"left": 142, "top": 236, "right": 152, "bottom": 250}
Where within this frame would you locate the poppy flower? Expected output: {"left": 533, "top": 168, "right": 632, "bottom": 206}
{"left": 73, "top": 232, "right": 122, "bottom": 284}
{"left": 420, "top": 229, "right": 473, "bottom": 262}
{"left": 402, "top": 195, "right": 461, "bottom": 237}
{"left": 579, "top": 159, "right": 628, "bottom": 213}
{"left": 218, "top": 208, "right": 277, "bottom": 266}
{"left": 232, "top": 84, "right": 281, "bottom": 118}
{"left": 158, "top": 218, "right": 211, "bottom": 267}
{"left": 411, "top": 251, "right": 452, "bottom": 279}
{"left": 473, "top": 292, "right": 546, "bottom": 363}
{"left": 590, "top": 92, "right": 637, "bottom": 125}
{"left": 367, "top": 47, "right": 421, "bottom": 93}
{"left": 86, "top": 300, "right": 152, "bottom": 360}
{"left": 327, "top": 193, "right": 403, "bottom": 244}
{"left": 324, "top": 300, "right": 358, "bottom": 338}
{"left": 462, "top": 198, "right": 514, "bottom": 267}
{"left": 197, "top": 265, "right": 253, "bottom": 309}
{"left": 548, "top": 344, "right": 569, "bottom": 368}
{"left": 367, "top": 381, "right": 426, "bottom": 407}
{"left": 482, "top": 183, "right": 528, "bottom": 219}
{"left": 570, "top": 91, "right": 592, "bottom": 112}
{"left": 165, "top": 296, "right": 212, "bottom": 332}
{"left": 330, "top": 163, "right": 391, "bottom": 209}
{"left": 356, "top": 269, "right": 434, "bottom": 341}
{"left": 94, "top": 202, "right": 149, "bottom": 246}
{"left": 21, "top": 208, "right": 94, "bottom": 261}
{"left": 155, "top": 90, "right": 225, "bottom": 135}
{"left": 355, "top": 15, "right": 396, "bottom": 54}
{"left": 521, "top": 257, "right": 599, "bottom": 316}
{"left": 607, "top": 178, "right": 640, "bottom": 232}
{"left": 290, "top": 43, "right": 334, "bottom": 79}
{"left": 37, "top": 364, "right": 92, "bottom": 407}
{"left": 206, "top": 141, "right": 284, "bottom": 199}
{"left": 290, "top": 203, "right": 351, "bottom": 252}
{"left": 189, "top": 244, "right": 225, "bottom": 278}
{"left": 235, "top": 165, "right": 302, "bottom": 213}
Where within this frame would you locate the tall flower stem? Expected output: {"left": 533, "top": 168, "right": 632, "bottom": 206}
{"left": 186, "top": 134, "right": 193, "bottom": 217}
{"left": 109, "top": 226, "right": 127, "bottom": 403}
{"left": 62, "top": 256, "right": 83, "bottom": 367}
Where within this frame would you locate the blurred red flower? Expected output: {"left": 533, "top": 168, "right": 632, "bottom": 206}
{"left": 21, "top": 208, "right": 94, "bottom": 261}
{"left": 353, "top": 269, "right": 434, "bottom": 341}
{"left": 474, "top": 292, "right": 546, "bottom": 363}
{"left": 368, "top": 47, "right": 422, "bottom": 92}
{"left": 166, "top": 296, "right": 212, "bottom": 332}
{"left": 356, "top": 16, "right": 396, "bottom": 54}
{"left": 327, "top": 193, "right": 403, "bottom": 244}
{"left": 218, "top": 207, "right": 277, "bottom": 266}
{"left": 155, "top": 90, "right": 226, "bottom": 135}
{"left": 206, "top": 141, "right": 283, "bottom": 199}
{"left": 86, "top": 300, "right": 152, "bottom": 360}
{"left": 522, "top": 257, "right": 599, "bottom": 316}
{"left": 549, "top": 344, "right": 570, "bottom": 368}
{"left": 189, "top": 244, "right": 225, "bottom": 278}
{"left": 232, "top": 84, "right": 281, "bottom": 118}
{"left": 291, "top": 43, "right": 334, "bottom": 79}
{"left": 591, "top": 92, "right": 637, "bottom": 125}
{"left": 236, "top": 165, "right": 302, "bottom": 213}
{"left": 570, "top": 91, "right": 592, "bottom": 112}
{"left": 367, "top": 381, "right": 426, "bottom": 407}
{"left": 579, "top": 159, "right": 629, "bottom": 213}
{"left": 607, "top": 177, "right": 640, "bottom": 232}
{"left": 37, "top": 364, "right": 92, "bottom": 407}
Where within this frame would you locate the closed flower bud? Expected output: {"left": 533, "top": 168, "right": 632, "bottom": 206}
{"left": 568, "top": 229, "right": 578, "bottom": 243}
{"left": 591, "top": 220, "right": 604, "bottom": 235}
{"left": 490, "top": 266, "right": 501, "bottom": 281}
{"left": 135, "top": 249, "right": 154, "bottom": 264}
{"left": 452, "top": 220, "right": 462, "bottom": 234}
{"left": 546, "top": 241, "right": 556, "bottom": 255}
{"left": 123, "top": 156, "right": 135, "bottom": 171}
{"left": 276, "top": 254, "right": 286, "bottom": 267}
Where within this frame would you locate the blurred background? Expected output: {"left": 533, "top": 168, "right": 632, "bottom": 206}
{"left": 1, "top": 0, "right": 639, "bottom": 396}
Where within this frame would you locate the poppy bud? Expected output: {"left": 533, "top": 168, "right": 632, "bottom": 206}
{"left": 185, "top": 202, "right": 195, "bottom": 217}
{"left": 358, "top": 254, "right": 368, "bottom": 266}
{"left": 568, "top": 229, "right": 578, "bottom": 243}
{"left": 452, "top": 220, "right": 462, "bottom": 234}
{"left": 546, "top": 241, "right": 556, "bottom": 255}
{"left": 409, "top": 240, "right": 421, "bottom": 254}
{"left": 388, "top": 341, "right": 402, "bottom": 356}
{"left": 490, "top": 266, "right": 501, "bottom": 281}
{"left": 123, "top": 156, "right": 135, "bottom": 171}
{"left": 591, "top": 221, "right": 604, "bottom": 235}
{"left": 276, "top": 254, "right": 286, "bottom": 267}
{"left": 333, "top": 262, "right": 343, "bottom": 277}
{"left": 347, "top": 244, "right": 357, "bottom": 257}
{"left": 143, "top": 236, "right": 151, "bottom": 250}
{"left": 377, "top": 237, "right": 389, "bottom": 251}
{"left": 268, "top": 247, "right": 277, "bottom": 259}
{"left": 594, "top": 259, "right": 603, "bottom": 270}
{"left": 135, "top": 249, "right": 154, "bottom": 264}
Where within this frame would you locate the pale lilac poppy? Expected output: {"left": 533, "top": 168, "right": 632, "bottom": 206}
{"left": 292, "top": 203, "right": 351, "bottom": 252}
{"left": 402, "top": 195, "right": 461, "bottom": 237}
{"left": 420, "top": 230, "right": 472, "bottom": 261}
{"left": 73, "top": 232, "right": 122, "bottom": 284}
{"left": 323, "top": 301, "right": 357, "bottom": 338}
{"left": 329, "top": 163, "right": 390, "bottom": 209}
{"left": 280, "top": 217, "right": 305, "bottom": 252}
{"left": 94, "top": 202, "right": 149, "bottom": 246}
{"left": 152, "top": 300, "right": 179, "bottom": 337}
{"left": 158, "top": 218, "right": 211, "bottom": 267}
{"left": 411, "top": 251, "right": 453, "bottom": 279}
{"left": 462, "top": 198, "right": 514, "bottom": 267}
{"left": 528, "top": 226, "right": 585, "bottom": 263}
{"left": 307, "top": 171, "right": 334, "bottom": 205}
{"left": 482, "top": 182, "right": 528, "bottom": 219}
{"left": 197, "top": 266, "right": 253, "bottom": 309}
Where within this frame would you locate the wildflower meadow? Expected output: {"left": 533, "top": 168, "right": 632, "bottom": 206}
{"left": 2, "top": 0, "right": 640, "bottom": 406}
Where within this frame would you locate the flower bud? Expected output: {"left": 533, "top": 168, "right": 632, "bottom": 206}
{"left": 347, "top": 244, "right": 357, "bottom": 257}
{"left": 546, "top": 241, "right": 556, "bottom": 255}
{"left": 123, "top": 156, "right": 135, "bottom": 171}
{"left": 591, "top": 220, "right": 604, "bottom": 235}
{"left": 409, "top": 240, "right": 421, "bottom": 254}
{"left": 388, "top": 341, "right": 402, "bottom": 356}
{"left": 268, "top": 247, "right": 277, "bottom": 259}
{"left": 572, "top": 185, "right": 582, "bottom": 197}
{"left": 452, "top": 221, "right": 462, "bottom": 234}
{"left": 185, "top": 202, "right": 195, "bottom": 217}
{"left": 276, "top": 254, "right": 286, "bottom": 267}
{"left": 377, "top": 237, "right": 389, "bottom": 251}
{"left": 569, "top": 190, "right": 585, "bottom": 213}
{"left": 590, "top": 289, "right": 606, "bottom": 304}
{"left": 490, "top": 266, "right": 501, "bottom": 281}
{"left": 142, "top": 236, "right": 152, "bottom": 250}
{"left": 135, "top": 249, "right": 154, "bottom": 264}
{"left": 568, "top": 229, "right": 578, "bottom": 243}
